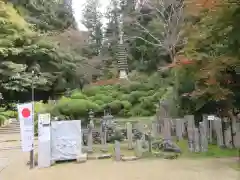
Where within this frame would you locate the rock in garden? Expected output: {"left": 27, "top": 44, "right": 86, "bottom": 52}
{"left": 162, "top": 140, "right": 182, "bottom": 153}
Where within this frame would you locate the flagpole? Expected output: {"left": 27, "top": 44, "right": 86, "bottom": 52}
{"left": 30, "top": 70, "right": 35, "bottom": 169}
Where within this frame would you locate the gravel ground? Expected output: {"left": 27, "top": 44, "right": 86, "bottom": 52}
{"left": 0, "top": 149, "right": 239, "bottom": 180}
{"left": 0, "top": 135, "right": 239, "bottom": 180}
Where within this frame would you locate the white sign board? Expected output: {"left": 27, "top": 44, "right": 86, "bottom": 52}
{"left": 17, "top": 103, "right": 34, "bottom": 152}
{"left": 38, "top": 113, "right": 51, "bottom": 142}
{"left": 207, "top": 115, "right": 215, "bottom": 121}
{"left": 38, "top": 113, "right": 51, "bottom": 168}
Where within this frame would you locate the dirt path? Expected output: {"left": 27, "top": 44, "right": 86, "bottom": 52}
{"left": 0, "top": 145, "right": 239, "bottom": 180}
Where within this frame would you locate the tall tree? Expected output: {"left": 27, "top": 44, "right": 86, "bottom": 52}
{"left": 125, "top": 0, "right": 186, "bottom": 115}
{"left": 178, "top": 0, "right": 240, "bottom": 118}
{"left": 10, "top": 0, "right": 76, "bottom": 31}
{"left": 103, "top": 0, "right": 121, "bottom": 59}
{"left": 81, "top": 0, "right": 103, "bottom": 56}
{"left": 0, "top": 1, "right": 87, "bottom": 101}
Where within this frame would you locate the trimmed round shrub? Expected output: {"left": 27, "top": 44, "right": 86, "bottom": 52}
{"left": 118, "top": 109, "right": 131, "bottom": 117}
{"left": 83, "top": 86, "right": 102, "bottom": 96}
{"left": 147, "top": 90, "right": 155, "bottom": 96}
{"left": 70, "top": 91, "right": 87, "bottom": 99}
{"left": 100, "top": 95, "right": 114, "bottom": 104}
{"left": 128, "top": 104, "right": 153, "bottom": 117}
{"left": 52, "top": 98, "right": 100, "bottom": 120}
{"left": 139, "top": 97, "right": 155, "bottom": 111}
{"left": 119, "top": 94, "right": 130, "bottom": 101}
{"left": 1, "top": 110, "right": 17, "bottom": 118}
{"left": 94, "top": 100, "right": 105, "bottom": 106}
{"left": 0, "top": 115, "right": 7, "bottom": 126}
{"left": 108, "top": 100, "right": 123, "bottom": 114}
{"left": 110, "top": 91, "right": 121, "bottom": 98}
{"left": 121, "top": 100, "right": 132, "bottom": 109}
{"left": 92, "top": 94, "right": 113, "bottom": 103}
{"left": 129, "top": 91, "right": 147, "bottom": 104}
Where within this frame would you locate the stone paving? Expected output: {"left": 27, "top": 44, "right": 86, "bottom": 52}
{"left": 0, "top": 157, "right": 9, "bottom": 173}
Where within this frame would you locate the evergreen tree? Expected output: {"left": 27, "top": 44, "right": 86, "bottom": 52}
{"left": 81, "top": 0, "right": 103, "bottom": 56}
{"left": 103, "top": 0, "right": 121, "bottom": 59}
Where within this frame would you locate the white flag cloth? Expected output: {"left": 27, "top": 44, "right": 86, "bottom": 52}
{"left": 17, "top": 103, "right": 34, "bottom": 152}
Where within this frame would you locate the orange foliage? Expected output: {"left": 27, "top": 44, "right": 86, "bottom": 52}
{"left": 205, "top": 77, "right": 217, "bottom": 85}
{"left": 166, "top": 58, "right": 194, "bottom": 68}
{"left": 91, "top": 78, "right": 122, "bottom": 86}
{"left": 186, "top": 0, "right": 220, "bottom": 14}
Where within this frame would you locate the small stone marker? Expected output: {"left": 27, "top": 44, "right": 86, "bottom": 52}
{"left": 208, "top": 115, "right": 214, "bottom": 143}
{"left": 176, "top": 118, "right": 184, "bottom": 141}
{"left": 100, "top": 119, "right": 108, "bottom": 152}
{"left": 163, "top": 118, "right": 171, "bottom": 141}
{"left": 202, "top": 115, "right": 209, "bottom": 138}
{"left": 234, "top": 131, "right": 240, "bottom": 148}
{"left": 87, "top": 120, "right": 94, "bottom": 153}
{"left": 126, "top": 122, "right": 133, "bottom": 150}
{"left": 114, "top": 140, "right": 121, "bottom": 161}
{"left": 193, "top": 128, "right": 200, "bottom": 152}
{"left": 199, "top": 122, "right": 208, "bottom": 152}
{"left": 224, "top": 127, "right": 232, "bottom": 148}
{"left": 147, "top": 132, "right": 152, "bottom": 153}
{"left": 151, "top": 121, "right": 158, "bottom": 138}
{"left": 185, "top": 115, "right": 195, "bottom": 152}
{"left": 231, "top": 117, "right": 237, "bottom": 147}
{"left": 134, "top": 140, "right": 143, "bottom": 158}
{"left": 213, "top": 118, "right": 224, "bottom": 147}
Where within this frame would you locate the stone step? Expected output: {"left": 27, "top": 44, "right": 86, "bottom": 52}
{"left": 0, "top": 130, "right": 20, "bottom": 134}
{"left": 0, "top": 126, "right": 20, "bottom": 129}
{"left": 118, "top": 62, "right": 128, "bottom": 65}
{"left": 0, "top": 120, "right": 20, "bottom": 134}
{"left": 117, "top": 52, "right": 126, "bottom": 54}
{"left": 0, "top": 125, "right": 20, "bottom": 129}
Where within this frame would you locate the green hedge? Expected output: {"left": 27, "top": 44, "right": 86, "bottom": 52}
{"left": 0, "top": 107, "right": 18, "bottom": 126}
{"left": 48, "top": 81, "right": 174, "bottom": 121}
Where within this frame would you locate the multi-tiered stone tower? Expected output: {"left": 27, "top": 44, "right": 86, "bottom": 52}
{"left": 117, "top": 9, "right": 128, "bottom": 79}
{"left": 117, "top": 31, "right": 128, "bottom": 79}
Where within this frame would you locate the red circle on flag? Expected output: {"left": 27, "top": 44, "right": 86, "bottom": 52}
{"left": 21, "top": 108, "right": 31, "bottom": 118}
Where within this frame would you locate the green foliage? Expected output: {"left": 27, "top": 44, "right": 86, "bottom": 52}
{"left": 178, "top": 1, "right": 240, "bottom": 115}
{"left": 52, "top": 98, "right": 100, "bottom": 120}
{"left": 70, "top": 91, "right": 87, "bottom": 99}
{"left": 0, "top": 1, "right": 89, "bottom": 101}
{"left": 81, "top": 0, "right": 103, "bottom": 56}
{"left": 50, "top": 74, "right": 169, "bottom": 119}
{"left": 12, "top": 0, "right": 76, "bottom": 31}
{"left": 0, "top": 105, "right": 17, "bottom": 126}
{"left": 0, "top": 115, "right": 7, "bottom": 126}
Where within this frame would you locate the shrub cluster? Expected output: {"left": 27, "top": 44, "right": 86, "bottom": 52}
{"left": 0, "top": 107, "right": 17, "bottom": 126}
{"left": 49, "top": 81, "right": 171, "bottom": 121}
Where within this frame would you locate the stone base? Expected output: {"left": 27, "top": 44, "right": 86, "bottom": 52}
{"left": 51, "top": 160, "right": 56, "bottom": 165}
{"left": 76, "top": 153, "right": 87, "bottom": 163}
{"left": 100, "top": 149, "right": 108, "bottom": 153}
{"left": 87, "top": 153, "right": 112, "bottom": 160}
{"left": 97, "top": 154, "right": 112, "bottom": 159}
{"left": 87, "top": 149, "right": 94, "bottom": 154}
{"left": 119, "top": 70, "right": 128, "bottom": 79}
{"left": 121, "top": 156, "right": 139, "bottom": 161}
{"left": 153, "top": 152, "right": 179, "bottom": 159}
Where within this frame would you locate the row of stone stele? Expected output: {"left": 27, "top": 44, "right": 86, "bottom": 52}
{"left": 76, "top": 150, "right": 139, "bottom": 163}
{"left": 75, "top": 141, "right": 180, "bottom": 163}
